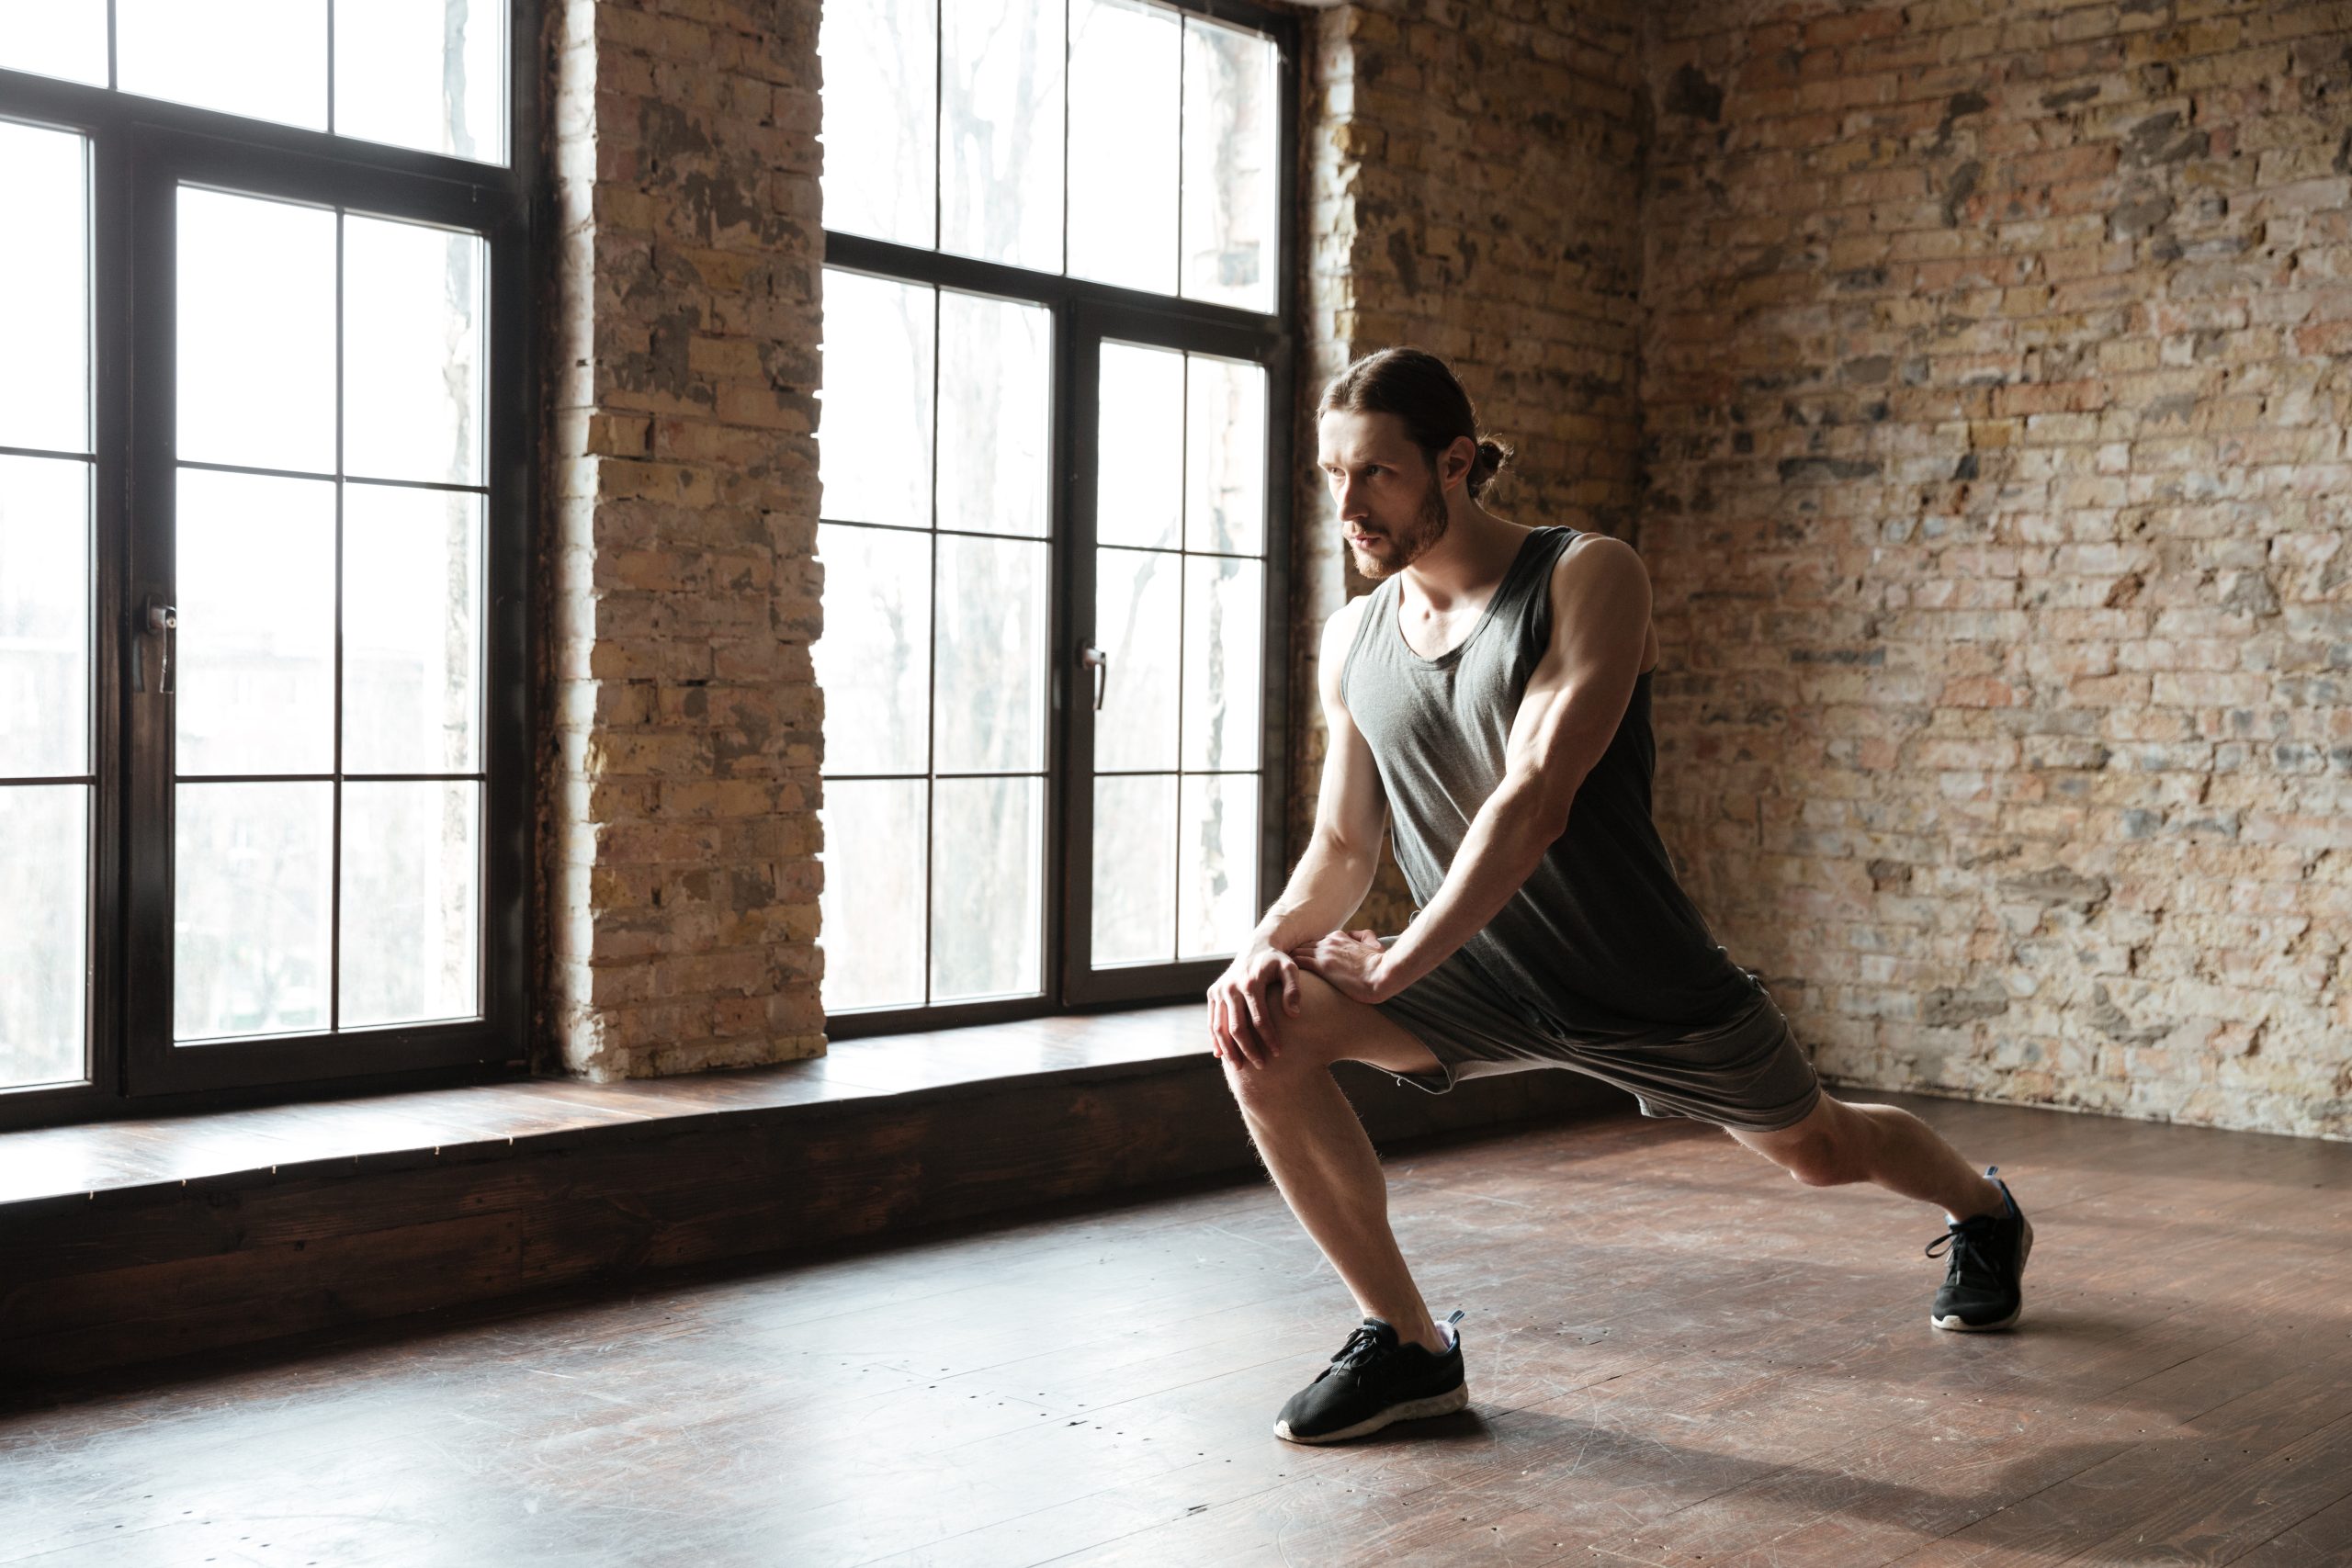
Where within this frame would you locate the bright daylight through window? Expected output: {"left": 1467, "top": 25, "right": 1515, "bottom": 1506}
{"left": 0, "top": 0, "right": 522, "bottom": 1113}
{"left": 813, "top": 0, "right": 1287, "bottom": 1020}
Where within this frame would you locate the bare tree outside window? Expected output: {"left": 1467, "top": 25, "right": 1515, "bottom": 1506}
{"left": 817, "top": 0, "right": 1288, "bottom": 1020}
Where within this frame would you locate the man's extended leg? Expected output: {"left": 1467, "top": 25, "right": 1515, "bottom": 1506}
{"left": 1730, "top": 1093, "right": 2034, "bottom": 1331}
{"left": 1219, "top": 968, "right": 1453, "bottom": 1353}
{"left": 1726, "top": 1094, "right": 2003, "bottom": 1219}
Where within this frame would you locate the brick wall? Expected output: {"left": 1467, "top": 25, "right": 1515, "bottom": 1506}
{"left": 1640, "top": 0, "right": 2352, "bottom": 1136}
{"left": 544, "top": 0, "right": 828, "bottom": 1079}
{"left": 1295, "top": 0, "right": 1652, "bottom": 931}
{"left": 529, "top": 0, "right": 2348, "bottom": 1139}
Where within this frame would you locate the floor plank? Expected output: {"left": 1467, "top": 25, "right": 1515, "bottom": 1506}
{"left": 1, "top": 1091, "right": 2346, "bottom": 1568}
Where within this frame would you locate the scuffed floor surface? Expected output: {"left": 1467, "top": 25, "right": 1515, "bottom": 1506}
{"left": 5, "top": 1090, "right": 2349, "bottom": 1566}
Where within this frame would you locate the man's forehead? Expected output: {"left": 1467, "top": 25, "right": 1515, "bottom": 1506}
{"left": 1317, "top": 409, "right": 1413, "bottom": 462}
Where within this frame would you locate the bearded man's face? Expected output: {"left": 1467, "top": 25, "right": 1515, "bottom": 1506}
{"left": 1316, "top": 410, "right": 1454, "bottom": 581}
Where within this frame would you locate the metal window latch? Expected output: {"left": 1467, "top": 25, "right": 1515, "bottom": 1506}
{"left": 1078, "top": 645, "right": 1109, "bottom": 712}
{"left": 132, "top": 593, "right": 176, "bottom": 694}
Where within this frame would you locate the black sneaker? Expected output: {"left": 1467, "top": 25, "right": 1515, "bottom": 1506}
{"left": 1928, "top": 1166, "right": 2033, "bottom": 1331}
{"left": 1273, "top": 1311, "right": 1468, "bottom": 1445}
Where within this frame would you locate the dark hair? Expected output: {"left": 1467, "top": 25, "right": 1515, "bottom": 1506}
{"left": 1318, "top": 346, "right": 1514, "bottom": 500}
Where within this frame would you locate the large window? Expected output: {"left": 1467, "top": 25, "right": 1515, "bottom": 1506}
{"left": 0, "top": 4, "right": 534, "bottom": 1128}
{"left": 815, "top": 0, "right": 1295, "bottom": 1030}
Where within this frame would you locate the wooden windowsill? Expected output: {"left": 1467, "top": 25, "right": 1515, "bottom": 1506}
{"left": 0, "top": 1004, "right": 1211, "bottom": 1208}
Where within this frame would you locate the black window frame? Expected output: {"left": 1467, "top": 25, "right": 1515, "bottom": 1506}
{"left": 0, "top": 4, "right": 541, "bottom": 1132}
{"left": 819, "top": 0, "right": 1299, "bottom": 1040}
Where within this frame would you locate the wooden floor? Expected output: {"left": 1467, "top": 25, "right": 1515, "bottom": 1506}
{"left": 5, "top": 1090, "right": 2348, "bottom": 1567}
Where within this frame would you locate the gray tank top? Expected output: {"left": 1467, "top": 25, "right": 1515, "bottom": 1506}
{"left": 1340, "top": 525, "right": 1763, "bottom": 1043}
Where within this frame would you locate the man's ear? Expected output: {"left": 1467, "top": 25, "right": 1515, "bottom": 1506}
{"left": 1441, "top": 434, "right": 1477, "bottom": 491}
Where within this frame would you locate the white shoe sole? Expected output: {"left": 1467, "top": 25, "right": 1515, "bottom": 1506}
{"left": 1930, "top": 1212, "right": 2033, "bottom": 1333}
{"left": 1272, "top": 1382, "right": 1469, "bottom": 1445}
{"left": 1932, "top": 1306, "right": 2022, "bottom": 1332}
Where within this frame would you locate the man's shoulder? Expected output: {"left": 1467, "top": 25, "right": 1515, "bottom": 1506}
{"left": 1321, "top": 588, "right": 1376, "bottom": 649}
{"left": 1318, "top": 589, "right": 1385, "bottom": 714}
{"left": 1542, "top": 530, "right": 1648, "bottom": 605}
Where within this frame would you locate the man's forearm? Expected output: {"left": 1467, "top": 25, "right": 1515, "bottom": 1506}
{"left": 1375, "top": 776, "right": 1566, "bottom": 998}
{"left": 1250, "top": 834, "right": 1380, "bottom": 953}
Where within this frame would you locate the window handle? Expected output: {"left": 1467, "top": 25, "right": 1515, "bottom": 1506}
{"left": 1078, "top": 644, "right": 1109, "bottom": 712}
{"left": 134, "top": 594, "right": 177, "bottom": 695}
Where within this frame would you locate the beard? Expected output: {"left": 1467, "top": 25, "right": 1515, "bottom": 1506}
{"left": 1348, "top": 466, "right": 1452, "bottom": 582}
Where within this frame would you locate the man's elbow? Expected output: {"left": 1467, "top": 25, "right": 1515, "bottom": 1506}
{"left": 1498, "top": 769, "right": 1577, "bottom": 843}
{"left": 1311, "top": 824, "right": 1381, "bottom": 874}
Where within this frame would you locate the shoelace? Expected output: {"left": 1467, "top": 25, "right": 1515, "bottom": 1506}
{"left": 1330, "top": 1325, "right": 1392, "bottom": 1371}
{"left": 1924, "top": 1213, "right": 2007, "bottom": 1288}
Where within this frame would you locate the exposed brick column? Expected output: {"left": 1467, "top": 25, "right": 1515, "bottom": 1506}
{"left": 544, "top": 0, "right": 826, "bottom": 1078}
{"left": 1641, "top": 1, "right": 2352, "bottom": 1135}
{"left": 1292, "top": 0, "right": 1652, "bottom": 930}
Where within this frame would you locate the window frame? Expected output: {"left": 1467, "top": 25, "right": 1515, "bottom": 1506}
{"left": 819, "top": 0, "right": 1298, "bottom": 1039}
{"left": 0, "top": 5, "right": 541, "bottom": 1132}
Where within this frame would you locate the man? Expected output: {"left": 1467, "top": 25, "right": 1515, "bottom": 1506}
{"left": 1206, "top": 347, "right": 2033, "bottom": 1447}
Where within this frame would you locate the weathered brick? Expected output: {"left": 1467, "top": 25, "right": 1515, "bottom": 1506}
{"left": 1638, "top": 0, "right": 2350, "bottom": 1140}
{"left": 548, "top": 0, "right": 824, "bottom": 1080}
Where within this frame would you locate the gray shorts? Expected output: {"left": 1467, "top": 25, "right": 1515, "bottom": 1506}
{"left": 1371, "top": 936, "right": 1824, "bottom": 1134}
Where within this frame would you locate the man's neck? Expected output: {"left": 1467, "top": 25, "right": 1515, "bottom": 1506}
{"left": 1396, "top": 506, "right": 1532, "bottom": 611}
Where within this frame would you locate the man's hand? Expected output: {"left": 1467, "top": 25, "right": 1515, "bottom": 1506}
{"left": 1290, "top": 927, "right": 1391, "bottom": 1005}
{"left": 1205, "top": 942, "right": 1303, "bottom": 1069}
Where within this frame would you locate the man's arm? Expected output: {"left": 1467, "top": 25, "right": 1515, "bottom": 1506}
{"left": 1354, "top": 534, "right": 1653, "bottom": 1001}
{"left": 1205, "top": 597, "right": 1388, "bottom": 1063}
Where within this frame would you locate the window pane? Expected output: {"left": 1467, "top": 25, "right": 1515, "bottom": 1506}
{"left": 936, "top": 289, "right": 1049, "bottom": 538}
{"left": 341, "top": 782, "right": 481, "bottom": 1028}
{"left": 819, "top": 270, "right": 933, "bottom": 527}
{"left": 1097, "top": 342, "right": 1182, "bottom": 549}
{"left": 940, "top": 0, "right": 1063, "bottom": 272}
{"left": 0, "top": 123, "right": 91, "bottom": 455}
{"left": 343, "top": 214, "right": 487, "bottom": 487}
{"left": 1091, "top": 773, "right": 1173, "bottom": 965}
{"left": 814, "top": 524, "right": 931, "bottom": 776}
{"left": 1068, "top": 0, "right": 1178, "bottom": 294}
{"left": 334, "top": 0, "right": 507, "bottom": 164}
{"left": 1094, "top": 547, "right": 1178, "bottom": 772}
{"left": 818, "top": 778, "right": 927, "bottom": 1011}
{"left": 1185, "top": 355, "right": 1266, "bottom": 556}
{"left": 344, "top": 484, "right": 482, "bottom": 774}
{"left": 178, "top": 186, "right": 337, "bottom": 474}
{"left": 175, "top": 468, "right": 336, "bottom": 777}
{"left": 934, "top": 534, "right": 1046, "bottom": 773}
{"left": 1179, "top": 773, "right": 1256, "bottom": 959}
{"left": 1181, "top": 17, "right": 1279, "bottom": 313}
{"left": 931, "top": 774, "right": 1041, "bottom": 1000}
{"left": 0, "top": 456, "right": 91, "bottom": 779}
{"left": 175, "top": 781, "right": 334, "bottom": 1041}
{"left": 0, "top": 786, "right": 88, "bottom": 1089}
{"left": 1182, "top": 554, "right": 1261, "bottom": 772}
{"left": 119, "top": 0, "right": 329, "bottom": 132}
{"left": 0, "top": 0, "right": 107, "bottom": 85}
{"left": 820, "top": 0, "right": 936, "bottom": 248}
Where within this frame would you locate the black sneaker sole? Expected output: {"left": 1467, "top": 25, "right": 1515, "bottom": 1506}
{"left": 1272, "top": 1382, "right": 1469, "bottom": 1445}
{"left": 1930, "top": 1212, "right": 2034, "bottom": 1333}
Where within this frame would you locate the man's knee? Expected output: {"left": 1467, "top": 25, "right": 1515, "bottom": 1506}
{"left": 1777, "top": 1132, "right": 1861, "bottom": 1188}
{"left": 1219, "top": 972, "right": 1348, "bottom": 1095}
{"left": 1743, "top": 1098, "right": 1871, "bottom": 1188}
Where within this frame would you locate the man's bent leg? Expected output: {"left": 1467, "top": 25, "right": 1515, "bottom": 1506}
{"left": 1221, "top": 969, "right": 1453, "bottom": 1352}
{"left": 1728, "top": 1094, "right": 2006, "bottom": 1220}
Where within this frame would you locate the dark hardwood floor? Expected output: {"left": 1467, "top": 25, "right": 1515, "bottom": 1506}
{"left": 3, "top": 1089, "right": 2346, "bottom": 1567}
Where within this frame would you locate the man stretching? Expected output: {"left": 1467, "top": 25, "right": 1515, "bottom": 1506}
{"left": 1206, "top": 347, "right": 2033, "bottom": 1446}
